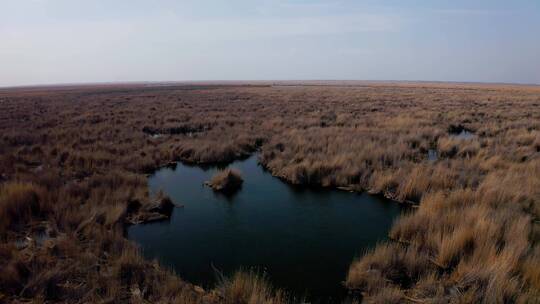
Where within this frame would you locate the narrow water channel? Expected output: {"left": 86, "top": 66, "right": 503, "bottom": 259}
{"left": 128, "top": 155, "right": 404, "bottom": 302}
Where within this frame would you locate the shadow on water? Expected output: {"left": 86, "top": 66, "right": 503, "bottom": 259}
{"left": 212, "top": 185, "right": 243, "bottom": 202}
{"left": 128, "top": 154, "right": 406, "bottom": 303}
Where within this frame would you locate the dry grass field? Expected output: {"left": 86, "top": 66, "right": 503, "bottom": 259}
{"left": 0, "top": 82, "right": 539, "bottom": 303}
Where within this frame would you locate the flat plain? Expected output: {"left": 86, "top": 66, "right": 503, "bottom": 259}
{"left": 0, "top": 82, "right": 539, "bottom": 303}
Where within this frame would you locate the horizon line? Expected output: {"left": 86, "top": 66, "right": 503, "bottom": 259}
{"left": 1, "top": 79, "right": 540, "bottom": 90}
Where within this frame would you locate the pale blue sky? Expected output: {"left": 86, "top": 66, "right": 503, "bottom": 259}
{"left": 1, "top": 0, "right": 539, "bottom": 86}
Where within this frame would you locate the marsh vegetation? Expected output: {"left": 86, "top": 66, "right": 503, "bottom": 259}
{"left": 0, "top": 82, "right": 539, "bottom": 303}
{"left": 206, "top": 168, "right": 244, "bottom": 194}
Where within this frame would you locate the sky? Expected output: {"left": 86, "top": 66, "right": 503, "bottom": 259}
{"left": 1, "top": 0, "right": 540, "bottom": 86}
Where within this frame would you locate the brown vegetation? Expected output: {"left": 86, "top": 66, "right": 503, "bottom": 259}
{"left": 206, "top": 169, "right": 244, "bottom": 193}
{"left": 214, "top": 270, "right": 290, "bottom": 304}
{"left": 0, "top": 82, "right": 539, "bottom": 303}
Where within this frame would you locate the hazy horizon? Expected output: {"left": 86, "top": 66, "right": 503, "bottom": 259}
{"left": 4, "top": 79, "right": 540, "bottom": 90}
{"left": 2, "top": 0, "right": 539, "bottom": 87}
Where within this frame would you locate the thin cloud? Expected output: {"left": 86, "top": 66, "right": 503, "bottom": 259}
{"left": 430, "top": 8, "right": 516, "bottom": 16}
{"left": 173, "top": 14, "right": 400, "bottom": 41}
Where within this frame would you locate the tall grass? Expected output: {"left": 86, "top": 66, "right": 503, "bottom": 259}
{"left": 215, "top": 270, "right": 290, "bottom": 304}
{"left": 0, "top": 182, "right": 48, "bottom": 235}
{"left": 207, "top": 168, "right": 244, "bottom": 192}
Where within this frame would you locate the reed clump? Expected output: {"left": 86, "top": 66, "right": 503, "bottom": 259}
{"left": 215, "top": 270, "right": 290, "bottom": 304}
{"left": 207, "top": 169, "right": 244, "bottom": 193}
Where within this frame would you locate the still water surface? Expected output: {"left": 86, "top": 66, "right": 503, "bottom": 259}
{"left": 128, "top": 155, "right": 404, "bottom": 302}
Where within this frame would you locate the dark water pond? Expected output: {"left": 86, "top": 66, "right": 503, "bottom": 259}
{"left": 128, "top": 155, "right": 404, "bottom": 302}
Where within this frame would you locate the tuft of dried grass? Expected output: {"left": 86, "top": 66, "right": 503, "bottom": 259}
{"left": 207, "top": 169, "right": 244, "bottom": 193}
{"left": 216, "top": 270, "right": 290, "bottom": 304}
{"left": 0, "top": 182, "right": 48, "bottom": 234}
